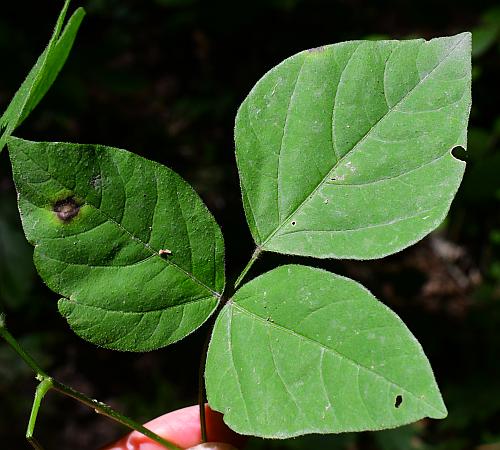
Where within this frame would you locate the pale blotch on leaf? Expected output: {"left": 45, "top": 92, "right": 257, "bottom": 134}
{"left": 308, "top": 45, "right": 325, "bottom": 53}
{"left": 90, "top": 174, "right": 102, "bottom": 189}
{"left": 53, "top": 197, "right": 81, "bottom": 222}
{"left": 159, "top": 248, "right": 173, "bottom": 257}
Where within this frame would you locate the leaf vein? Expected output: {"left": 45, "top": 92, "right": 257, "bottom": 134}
{"left": 14, "top": 144, "right": 220, "bottom": 298}
{"left": 281, "top": 205, "right": 440, "bottom": 236}
{"left": 61, "top": 294, "right": 215, "bottom": 315}
{"left": 262, "top": 34, "right": 467, "bottom": 247}
{"left": 231, "top": 302, "right": 444, "bottom": 416}
{"left": 277, "top": 57, "right": 306, "bottom": 222}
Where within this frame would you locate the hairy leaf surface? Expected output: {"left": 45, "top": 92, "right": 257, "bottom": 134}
{"left": 0, "top": 0, "right": 85, "bottom": 152}
{"left": 236, "top": 34, "right": 471, "bottom": 259}
{"left": 206, "top": 265, "right": 446, "bottom": 437}
{"left": 8, "top": 138, "right": 225, "bottom": 351}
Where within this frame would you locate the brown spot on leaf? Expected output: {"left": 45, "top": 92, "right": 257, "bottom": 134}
{"left": 159, "top": 249, "right": 172, "bottom": 256}
{"left": 53, "top": 197, "right": 81, "bottom": 222}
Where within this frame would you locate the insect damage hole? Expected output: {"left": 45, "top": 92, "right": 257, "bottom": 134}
{"left": 53, "top": 197, "right": 81, "bottom": 222}
{"left": 291, "top": 221, "right": 296, "bottom": 226}
{"left": 394, "top": 394, "right": 403, "bottom": 408}
{"left": 451, "top": 145, "right": 467, "bottom": 162}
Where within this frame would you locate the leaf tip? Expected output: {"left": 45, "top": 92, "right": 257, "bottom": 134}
{"left": 423, "top": 386, "right": 448, "bottom": 420}
{"left": 452, "top": 31, "right": 473, "bottom": 55}
{"left": 429, "top": 404, "right": 448, "bottom": 420}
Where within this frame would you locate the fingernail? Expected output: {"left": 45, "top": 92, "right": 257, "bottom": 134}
{"left": 186, "top": 443, "right": 238, "bottom": 450}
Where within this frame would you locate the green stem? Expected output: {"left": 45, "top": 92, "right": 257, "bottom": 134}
{"left": 51, "top": 380, "right": 181, "bottom": 450}
{"left": 195, "top": 247, "right": 264, "bottom": 441}
{"left": 0, "top": 317, "right": 48, "bottom": 379}
{"left": 198, "top": 327, "right": 213, "bottom": 443}
{"left": 0, "top": 316, "right": 181, "bottom": 450}
{"left": 234, "top": 247, "right": 262, "bottom": 290}
{"left": 197, "top": 245, "right": 264, "bottom": 439}
{"left": 26, "top": 378, "right": 53, "bottom": 449}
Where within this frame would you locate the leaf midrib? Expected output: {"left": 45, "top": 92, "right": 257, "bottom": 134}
{"left": 15, "top": 143, "right": 221, "bottom": 300}
{"left": 230, "top": 301, "right": 445, "bottom": 416}
{"left": 61, "top": 293, "right": 217, "bottom": 315}
{"left": 260, "top": 34, "right": 467, "bottom": 249}
{"left": 279, "top": 204, "right": 440, "bottom": 236}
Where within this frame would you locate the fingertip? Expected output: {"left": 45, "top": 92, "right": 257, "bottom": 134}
{"left": 205, "top": 406, "right": 246, "bottom": 448}
{"left": 102, "top": 404, "right": 246, "bottom": 450}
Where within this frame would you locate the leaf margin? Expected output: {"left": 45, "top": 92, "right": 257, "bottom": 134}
{"left": 206, "top": 264, "right": 447, "bottom": 438}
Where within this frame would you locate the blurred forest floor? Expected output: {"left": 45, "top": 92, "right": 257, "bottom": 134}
{"left": 1, "top": 0, "right": 500, "bottom": 449}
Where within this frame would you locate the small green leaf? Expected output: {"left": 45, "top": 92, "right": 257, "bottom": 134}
{"left": 0, "top": 0, "right": 85, "bottom": 152}
{"left": 206, "top": 265, "right": 446, "bottom": 437}
{"left": 236, "top": 34, "right": 471, "bottom": 259}
{"left": 8, "top": 138, "right": 225, "bottom": 351}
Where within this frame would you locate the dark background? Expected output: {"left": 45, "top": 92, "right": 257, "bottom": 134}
{"left": 1, "top": 0, "right": 499, "bottom": 448}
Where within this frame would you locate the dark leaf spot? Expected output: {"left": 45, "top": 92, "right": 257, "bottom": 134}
{"left": 394, "top": 395, "right": 403, "bottom": 408}
{"left": 53, "top": 197, "right": 81, "bottom": 222}
{"left": 291, "top": 221, "right": 296, "bottom": 226}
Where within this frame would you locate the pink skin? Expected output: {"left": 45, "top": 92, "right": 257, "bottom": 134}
{"left": 102, "top": 405, "right": 245, "bottom": 450}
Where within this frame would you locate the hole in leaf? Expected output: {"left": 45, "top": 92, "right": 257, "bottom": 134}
{"left": 451, "top": 146, "right": 467, "bottom": 162}
{"left": 394, "top": 395, "right": 403, "bottom": 408}
{"left": 291, "top": 221, "right": 296, "bottom": 226}
{"left": 53, "top": 197, "right": 81, "bottom": 222}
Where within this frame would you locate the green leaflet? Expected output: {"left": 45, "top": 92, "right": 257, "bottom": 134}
{"left": 205, "top": 265, "right": 446, "bottom": 438}
{"left": 236, "top": 33, "right": 471, "bottom": 259}
{"left": 8, "top": 138, "right": 225, "bottom": 351}
{"left": 0, "top": 0, "right": 85, "bottom": 153}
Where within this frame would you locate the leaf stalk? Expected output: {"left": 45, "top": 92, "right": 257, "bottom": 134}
{"left": 234, "top": 247, "right": 262, "bottom": 290}
{"left": 27, "top": 377, "right": 54, "bottom": 449}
